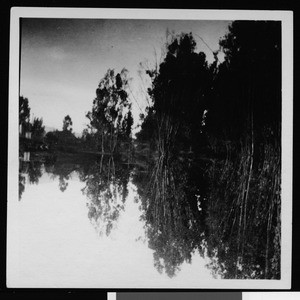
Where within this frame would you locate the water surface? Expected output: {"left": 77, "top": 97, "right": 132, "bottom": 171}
{"left": 15, "top": 155, "right": 216, "bottom": 287}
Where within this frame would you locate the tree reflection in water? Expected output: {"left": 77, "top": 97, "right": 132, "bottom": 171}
{"left": 19, "top": 160, "right": 44, "bottom": 200}
{"left": 59, "top": 175, "right": 69, "bottom": 192}
{"left": 79, "top": 154, "right": 133, "bottom": 237}
{"left": 132, "top": 131, "right": 209, "bottom": 278}
{"left": 18, "top": 152, "right": 133, "bottom": 238}
{"left": 18, "top": 173, "right": 26, "bottom": 201}
{"left": 18, "top": 147, "right": 279, "bottom": 279}
{"left": 132, "top": 140, "right": 280, "bottom": 279}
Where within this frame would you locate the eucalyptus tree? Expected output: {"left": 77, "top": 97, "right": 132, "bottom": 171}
{"left": 86, "top": 68, "right": 132, "bottom": 154}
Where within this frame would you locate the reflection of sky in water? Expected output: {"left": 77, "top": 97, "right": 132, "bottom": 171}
{"left": 13, "top": 170, "right": 217, "bottom": 288}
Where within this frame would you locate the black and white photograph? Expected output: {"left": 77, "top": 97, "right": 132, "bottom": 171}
{"left": 7, "top": 8, "right": 293, "bottom": 288}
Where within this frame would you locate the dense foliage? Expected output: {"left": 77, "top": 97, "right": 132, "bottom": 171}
{"left": 136, "top": 21, "right": 281, "bottom": 279}
{"left": 19, "top": 96, "right": 30, "bottom": 126}
{"left": 86, "top": 68, "right": 134, "bottom": 154}
{"left": 31, "top": 117, "right": 45, "bottom": 139}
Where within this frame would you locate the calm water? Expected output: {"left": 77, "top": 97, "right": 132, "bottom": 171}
{"left": 14, "top": 154, "right": 218, "bottom": 288}
{"left": 12, "top": 146, "right": 280, "bottom": 287}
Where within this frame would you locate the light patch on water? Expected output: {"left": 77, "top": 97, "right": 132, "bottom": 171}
{"left": 9, "top": 171, "right": 216, "bottom": 288}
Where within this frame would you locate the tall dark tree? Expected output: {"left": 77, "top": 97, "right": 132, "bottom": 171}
{"left": 19, "top": 96, "right": 30, "bottom": 130}
{"left": 19, "top": 96, "right": 30, "bottom": 124}
{"left": 140, "top": 32, "right": 213, "bottom": 154}
{"left": 205, "top": 21, "right": 281, "bottom": 144}
{"left": 202, "top": 21, "right": 282, "bottom": 279}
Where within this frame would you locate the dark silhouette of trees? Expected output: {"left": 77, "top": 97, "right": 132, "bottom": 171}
{"left": 136, "top": 22, "right": 281, "bottom": 279}
{"left": 201, "top": 21, "right": 281, "bottom": 279}
{"left": 31, "top": 117, "right": 45, "bottom": 139}
{"left": 80, "top": 128, "right": 97, "bottom": 150}
{"left": 45, "top": 128, "right": 78, "bottom": 153}
{"left": 205, "top": 21, "right": 281, "bottom": 144}
{"left": 143, "top": 30, "right": 213, "bottom": 176}
{"left": 62, "top": 115, "right": 73, "bottom": 132}
{"left": 45, "top": 131, "right": 59, "bottom": 145}
{"left": 19, "top": 96, "right": 30, "bottom": 126}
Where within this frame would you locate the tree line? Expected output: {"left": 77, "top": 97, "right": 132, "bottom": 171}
{"left": 134, "top": 21, "right": 281, "bottom": 279}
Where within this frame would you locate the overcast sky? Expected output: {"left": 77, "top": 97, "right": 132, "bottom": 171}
{"left": 20, "top": 18, "right": 231, "bottom": 135}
